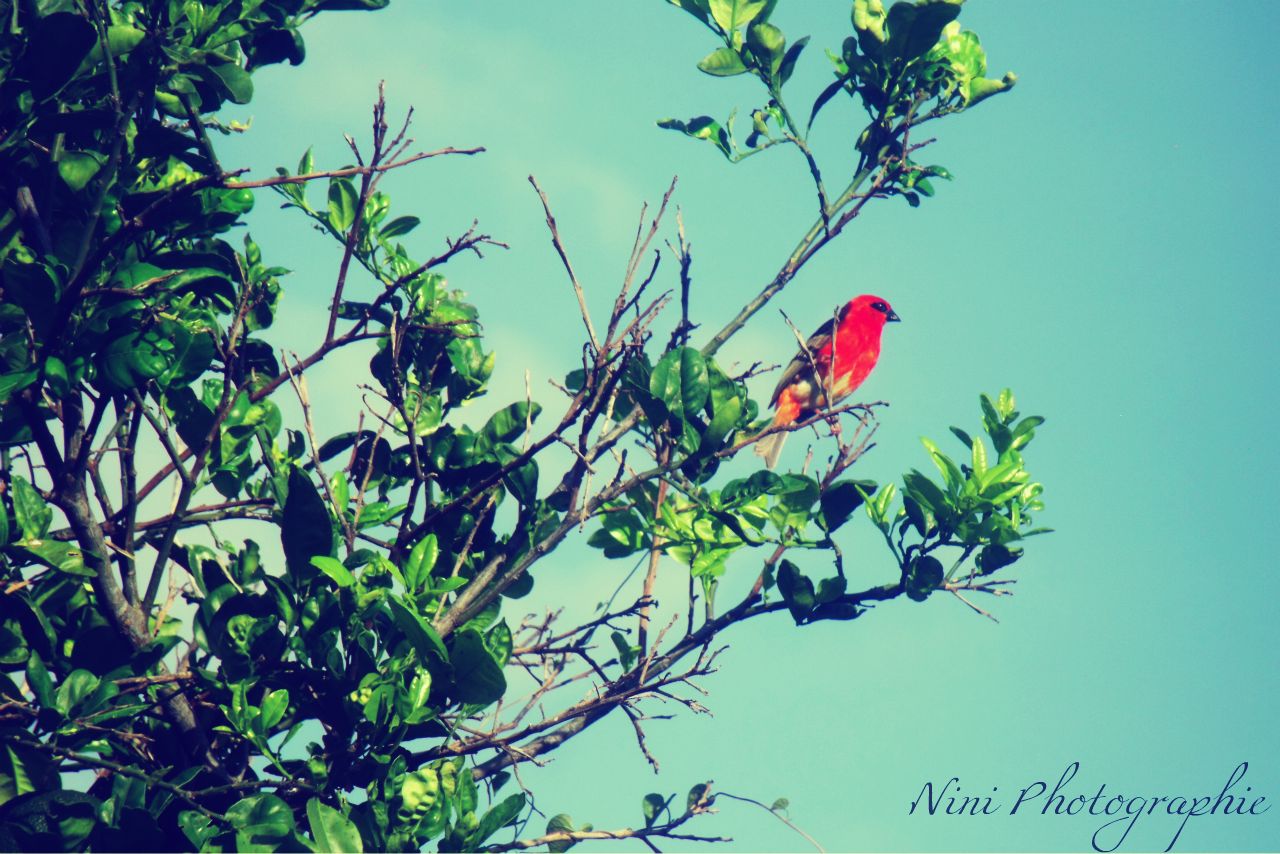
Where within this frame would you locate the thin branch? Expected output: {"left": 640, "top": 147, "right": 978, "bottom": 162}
{"left": 718, "top": 791, "right": 825, "bottom": 853}
{"left": 637, "top": 460, "right": 670, "bottom": 657}
{"left": 529, "top": 176, "right": 600, "bottom": 352}
{"left": 700, "top": 164, "right": 884, "bottom": 359}
{"left": 485, "top": 805, "right": 725, "bottom": 851}
{"left": 226, "top": 146, "right": 485, "bottom": 190}
{"left": 664, "top": 207, "right": 697, "bottom": 349}
{"left": 282, "top": 351, "right": 355, "bottom": 548}
{"left": 13, "top": 737, "right": 229, "bottom": 823}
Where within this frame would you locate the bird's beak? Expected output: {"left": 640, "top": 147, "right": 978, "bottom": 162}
{"left": 886, "top": 308, "right": 901, "bottom": 322}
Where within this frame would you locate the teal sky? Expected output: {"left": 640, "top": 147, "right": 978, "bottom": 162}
{"left": 220, "top": 2, "right": 1280, "bottom": 851}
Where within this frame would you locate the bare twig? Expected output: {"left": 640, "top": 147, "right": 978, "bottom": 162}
{"left": 226, "top": 146, "right": 485, "bottom": 190}
{"left": 484, "top": 802, "right": 726, "bottom": 851}
{"left": 282, "top": 351, "right": 355, "bottom": 548}
{"left": 717, "top": 791, "right": 825, "bottom": 853}
{"left": 529, "top": 176, "right": 600, "bottom": 352}
{"left": 637, "top": 459, "right": 670, "bottom": 656}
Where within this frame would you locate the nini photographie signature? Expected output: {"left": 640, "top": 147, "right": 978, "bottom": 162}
{"left": 908, "top": 761, "right": 1269, "bottom": 852}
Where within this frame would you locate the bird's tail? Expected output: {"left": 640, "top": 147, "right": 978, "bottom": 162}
{"left": 753, "top": 430, "right": 787, "bottom": 470}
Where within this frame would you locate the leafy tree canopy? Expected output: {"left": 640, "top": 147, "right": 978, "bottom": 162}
{"left": 0, "top": 0, "right": 1042, "bottom": 850}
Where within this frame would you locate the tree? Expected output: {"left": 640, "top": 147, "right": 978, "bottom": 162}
{"left": 0, "top": 0, "right": 1046, "bottom": 850}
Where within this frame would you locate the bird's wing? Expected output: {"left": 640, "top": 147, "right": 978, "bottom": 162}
{"left": 769, "top": 316, "right": 835, "bottom": 406}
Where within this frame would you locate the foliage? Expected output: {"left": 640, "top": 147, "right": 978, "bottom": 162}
{"left": 0, "top": 0, "right": 1040, "bottom": 851}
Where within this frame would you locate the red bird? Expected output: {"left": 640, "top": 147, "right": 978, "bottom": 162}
{"left": 754, "top": 294, "right": 901, "bottom": 469}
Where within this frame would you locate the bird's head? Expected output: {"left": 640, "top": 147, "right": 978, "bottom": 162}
{"left": 844, "top": 294, "right": 901, "bottom": 327}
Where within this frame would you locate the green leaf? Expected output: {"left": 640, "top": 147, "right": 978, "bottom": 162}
{"left": 157, "top": 327, "right": 215, "bottom": 388}
{"left": 996, "top": 388, "right": 1016, "bottom": 419}
{"left": 178, "top": 810, "right": 216, "bottom": 849}
{"left": 875, "top": 482, "right": 897, "bottom": 520}
{"left": 905, "top": 555, "right": 944, "bottom": 602}
{"left": 1010, "top": 414, "right": 1044, "bottom": 450}
{"left": 965, "top": 72, "right": 1017, "bottom": 106}
{"left": 885, "top": 0, "right": 962, "bottom": 63}
{"left": 642, "top": 793, "right": 669, "bottom": 828}
{"left": 0, "top": 791, "right": 100, "bottom": 850}
{"left": 610, "top": 631, "right": 637, "bottom": 671}
{"left": 701, "top": 364, "right": 744, "bottom": 448}
{"left": 500, "top": 453, "right": 539, "bottom": 506}
{"left": 56, "top": 151, "right": 104, "bottom": 191}
{"left": 818, "top": 479, "right": 876, "bottom": 532}
{"left": 83, "top": 25, "right": 146, "bottom": 66}
{"left": 470, "top": 793, "right": 526, "bottom": 847}
{"left": 17, "top": 540, "right": 92, "bottom": 577}
{"left": 167, "top": 388, "right": 216, "bottom": 452}
{"left": 650, "top": 347, "right": 709, "bottom": 421}
{"left": 309, "top": 556, "right": 355, "bottom": 588}
{"left": 746, "top": 22, "right": 786, "bottom": 72}
{"left": 307, "top": 798, "right": 363, "bottom": 854}
{"left": 903, "top": 470, "right": 949, "bottom": 516}
{"left": 450, "top": 628, "right": 507, "bottom": 705}
{"left": 920, "top": 438, "right": 964, "bottom": 494}
{"left": 771, "top": 473, "right": 819, "bottom": 532}
{"left": 0, "top": 370, "right": 37, "bottom": 405}
{"left": 21, "top": 13, "right": 97, "bottom": 99}
{"left": 971, "top": 436, "right": 988, "bottom": 477}
{"left": 1013, "top": 414, "right": 1044, "bottom": 434}
{"left": 483, "top": 401, "right": 541, "bottom": 444}
{"left": 586, "top": 509, "right": 647, "bottom": 558}
{"left": 329, "top": 471, "right": 350, "bottom": 516}
{"left": 860, "top": 482, "right": 896, "bottom": 529}
{"left": 687, "top": 781, "right": 713, "bottom": 810}
{"left": 930, "top": 22, "right": 991, "bottom": 100}
{"left": 667, "top": 0, "right": 712, "bottom": 25}
{"left": 282, "top": 469, "right": 333, "bottom": 578}
{"left": 395, "top": 768, "right": 442, "bottom": 834}
{"left": 381, "top": 215, "right": 420, "bottom": 238}
{"left": 778, "top": 35, "right": 809, "bottom": 85}
{"left": 776, "top": 559, "right": 815, "bottom": 624}
{"left": 226, "top": 794, "right": 294, "bottom": 840}
{"left": 656, "top": 116, "right": 733, "bottom": 160}
{"left": 852, "top": 0, "right": 888, "bottom": 48}
{"left": 387, "top": 598, "right": 449, "bottom": 663}
{"left": 53, "top": 670, "right": 99, "bottom": 717}
{"left": 327, "top": 178, "right": 358, "bottom": 233}
{"left": 709, "top": 0, "right": 768, "bottom": 32}
{"left": 5, "top": 745, "right": 35, "bottom": 798}
{"left": 485, "top": 620, "right": 514, "bottom": 669}
{"left": 11, "top": 477, "right": 51, "bottom": 540}
{"left": 258, "top": 688, "right": 289, "bottom": 731}
{"left": 25, "top": 654, "right": 54, "bottom": 707}
{"left": 902, "top": 494, "right": 929, "bottom": 536}
{"left": 404, "top": 534, "right": 439, "bottom": 592}
{"left": 317, "top": 430, "right": 361, "bottom": 463}
{"left": 2, "top": 258, "right": 58, "bottom": 336}
{"left": 697, "top": 47, "right": 747, "bottom": 76}
{"left": 546, "top": 814, "right": 583, "bottom": 853}
{"left": 815, "top": 575, "right": 846, "bottom": 604}
{"left": 210, "top": 62, "right": 254, "bottom": 104}
{"left": 976, "top": 544, "right": 1022, "bottom": 574}
{"left": 721, "top": 474, "right": 773, "bottom": 506}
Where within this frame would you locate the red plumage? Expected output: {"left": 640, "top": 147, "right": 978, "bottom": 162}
{"left": 754, "top": 294, "right": 900, "bottom": 469}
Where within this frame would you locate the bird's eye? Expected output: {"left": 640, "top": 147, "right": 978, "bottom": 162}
{"left": 871, "top": 301, "right": 888, "bottom": 313}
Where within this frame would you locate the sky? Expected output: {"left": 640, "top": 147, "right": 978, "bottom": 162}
{"left": 219, "top": 2, "right": 1280, "bottom": 851}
